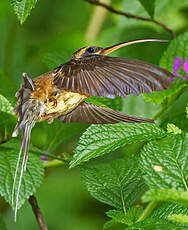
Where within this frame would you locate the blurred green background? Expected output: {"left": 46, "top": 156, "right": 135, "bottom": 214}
{"left": 1, "top": 0, "right": 188, "bottom": 229}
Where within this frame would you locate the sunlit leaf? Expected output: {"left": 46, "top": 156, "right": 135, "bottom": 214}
{"left": 140, "top": 133, "right": 188, "bottom": 190}
{"left": 81, "top": 156, "right": 146, "bottom": 212}
{"left": 105, "top": 207, "right": 143, "bottom": 227}
{"left": 152, "top": 202, "right": 188, "bottom": 228}
{"left": 168, "top": 214, "right": 188, "bottom": 225}
{"left": 11, "top": 0, "right": 37, "bottom": 24}
{"left": 160, "top": 31, "right": 188, "bottom": 75}
{"left": 167, "top": 123, "right": 182, "bottom": 134}
{"left": 70, "top": 123, "right": 165, "bottom": 168}
{"left": 127, "top": 217, "right": 179, "bottom": 230}
{"left": 81, "top": 155, "right": 147, "bottom": 211}
{"left": 152, "top": 202, "right": 188, "bottom": 219}
{"left": 142, "top": 79, "right": 187, "bottom": 105}
{"left": 142, "top": 189, "right": 188, "bottom": 206}
{"left": 0, "top": 94, "right": 13, "bottom": 114}
{"left": 0, "top": 140, "right": 44, "bottom": 210}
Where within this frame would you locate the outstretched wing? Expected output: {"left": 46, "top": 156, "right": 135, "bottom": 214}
{"left": 53, "top": 55, "right": 172, "bottom": 98}
{"left": 58, "top": 102, "right": 154, "bottom": 124}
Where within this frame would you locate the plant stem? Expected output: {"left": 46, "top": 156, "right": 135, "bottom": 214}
{"left": 137, "top": 201, "right": 158, "bottom": 222}
{"left": 85, "top": 0, "right": 175, "bottom": 39}
{"left": 32, "top": 149, "right": 68, "bottom": 163}
{"left": 43, "top": 160, "right": 66, "bottom": 168}
{"left": 29, "top": 196, "right": 48, "bottom": 230}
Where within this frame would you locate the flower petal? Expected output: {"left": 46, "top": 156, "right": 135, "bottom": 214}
{"left": 41, "top": 155, "right": 48, "bottom": 162}
{"left": 184, "top": 58, "right": 188, "bottom": 73}
{"left": 173, "top": 57, "right": 183, "bottom": 74}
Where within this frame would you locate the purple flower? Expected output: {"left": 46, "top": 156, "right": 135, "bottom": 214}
{"left": 171, "top": 57, "right": 188, "bottom": 82}
{"left": 183, "top": 58, "right": 188, "bottom": 80}
{"left": 41, "top": 155, "right": 48, "bottom": 163}
{"left": 173, "top": 57, "right": 182, "bottom": 74}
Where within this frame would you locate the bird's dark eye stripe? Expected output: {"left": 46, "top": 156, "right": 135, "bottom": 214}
{"left": 86, "top": 47, "right": 95, "bottom": 53}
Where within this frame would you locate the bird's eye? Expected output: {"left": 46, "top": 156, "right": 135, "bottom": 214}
{"left": 86, "top": 47, "right": 95, "bottom": 53}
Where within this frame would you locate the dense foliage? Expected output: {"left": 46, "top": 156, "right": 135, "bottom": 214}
{"left": 0, "top": 0, "right": 188, "bottom": 229}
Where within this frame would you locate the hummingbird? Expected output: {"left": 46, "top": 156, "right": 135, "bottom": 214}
{"left": 11, "top": 38, "right": 173, "bottom": 219}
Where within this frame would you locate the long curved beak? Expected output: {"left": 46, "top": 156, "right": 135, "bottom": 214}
{"left": 102, "top": 38, "right": 169, "bottom": 55}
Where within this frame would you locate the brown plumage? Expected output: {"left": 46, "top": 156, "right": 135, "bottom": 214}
{"left": 11, "top": 38, "right": 174, "bottom": 219}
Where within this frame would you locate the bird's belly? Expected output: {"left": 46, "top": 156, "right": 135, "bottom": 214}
{"left": 42, "top": 91, "right": 87, "bottom": 121}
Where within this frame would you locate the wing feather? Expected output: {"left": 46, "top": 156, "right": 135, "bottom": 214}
{"left": 53, "top": 55, "right": 172, "bottom": 98}
{"left": 58, "top": 102, "right": 154, "bottom": 124}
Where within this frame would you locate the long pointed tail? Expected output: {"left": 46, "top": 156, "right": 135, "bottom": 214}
{"left": 12, "top": 122, "right": 34, "bottom": 221}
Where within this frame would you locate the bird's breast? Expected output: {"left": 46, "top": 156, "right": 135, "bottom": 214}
{"left": 39, "top": 90, "right": 87, "bottom": 122}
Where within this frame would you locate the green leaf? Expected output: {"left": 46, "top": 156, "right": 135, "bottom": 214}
{"left": 160, "top": 31, "right": 188, "bottom": 75}
{"left": 167, "top": 123, "right": 182, "bottom": 134}
{"left": 0, "top": 94, "right": 13, "bottom": 114}
{"left": 0, "top": 112, "right": 17, "bottom": 143}
{"left": 168, "top": 214, "right": 188, "bottom": 225}
{"left": 140, "top": 133, "right": 188, "bottom": 190}
{"left": 142, "top": 189, "right": 188, "bottom": 207}
{"left": 186, "top": 103, "right": 188, "bottom": 118}
{"left": 142, "top": 79, "right": 187, "bottom": 105}
{"left": 137, "top": 0, "right": 155, "bottom": 18}
{"left": 0, "top": 139, "right": 44, "bottom": 210}
{"left": 104, "top": 207, "right": 143, "bottom": 229}
{"left": 103, "top": 220, "right": 118, "bottom": 230}
{"left": 81, "top": 155, "right": 147, "bottom": 211}
{"left": 160, "top": 90, "right": 188, "bottom": 132}
{"left": 152, "top": 202, "right": 188, "bottom": 227}
{"left": 86, "top": 96, "right": 123, "bottom": 111}
{"left": 107, "top": 207, "right": 143, "bottom": 225}
{"left": 70, "top": 123, "right": 166, "bottom": 168}
{"left": 11, "top": 0, "right": 37, "bottom": 24}
{"left": 0, "top": 94, "right": 16, "bottom": 141}
{"left": 143, "top": 31, "right": 188, "bottom": 108}
{"left": 152, "top": 202, "right": 188, "bottom": 219}
{"left": 127, "top": 217, "right": 179, "bottom": 230}
{"left": 105, "top": 210, "right": 128, "bottom": 228}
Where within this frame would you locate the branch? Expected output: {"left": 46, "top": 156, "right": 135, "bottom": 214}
{"left": 29, "top": 196, "right": 48, "bottom": 230}
{"left": 85, "top": 0, "right": 175, "bottom": 39}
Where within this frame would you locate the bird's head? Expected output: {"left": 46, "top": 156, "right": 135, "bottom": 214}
{"left": 72, "top": 46, "right": 103, "bottom": 59}
{"left": 71, "top": 44, "right": 125, "bottom": 59}
{"left": 71, "top": 39, "right": 169, "bottom": 60}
